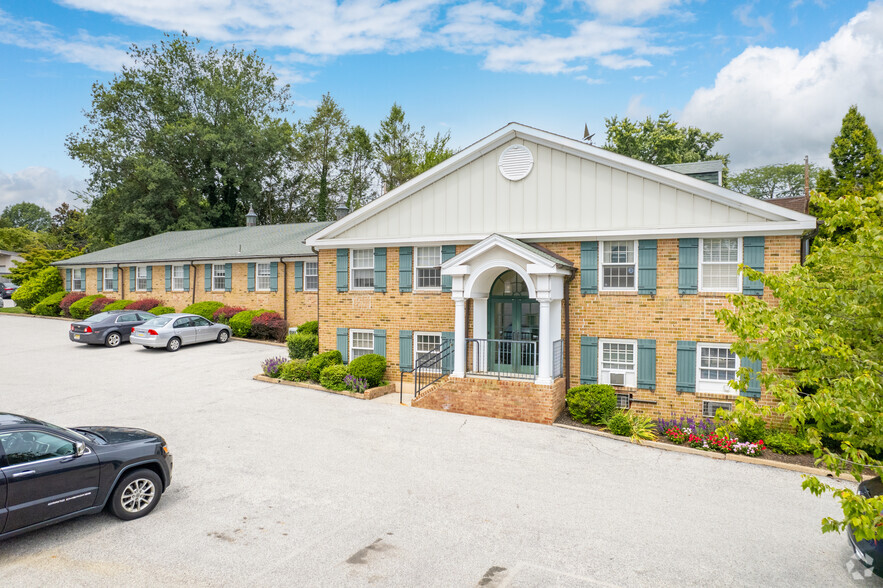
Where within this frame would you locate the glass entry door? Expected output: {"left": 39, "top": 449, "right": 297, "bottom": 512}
{"left": 488, "top": 271, "right": 539, "bottom": 375}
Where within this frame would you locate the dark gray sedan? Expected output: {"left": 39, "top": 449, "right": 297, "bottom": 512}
{"left": 130, "top": 313, "right": 231, "bottom": 352}
{"left": 69, "top": 310, "right": 156, "bottom": 347}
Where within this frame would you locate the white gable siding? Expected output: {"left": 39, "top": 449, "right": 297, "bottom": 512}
{"left": 336, "top": 138, "right": 770, "bottom": 242}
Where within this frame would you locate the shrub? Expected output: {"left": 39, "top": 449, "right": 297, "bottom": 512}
{"left": 605, "top": 411, "right": 632, "bottom": 436}
{"left": 228, "top": 309, "right": 270, "bottom": 338}
{"left": 250, "top": 312, "right": 288, "bottom": 341}
{"left": 11, "top": 266, "right": 62, "bottom": 313}
{"left": 90, "top": 296, "right": 115, "bottom": 314}
{"left": 150, "top": 305, "right": 175, "bottom": 315}
{"left": 566, "top": 384, "right": 617, "bottom": 425}
{"left": 346, "top": 354, "right": 386, "bottom": 388}
{"left": 69, "top": 294, "right": 103, "bottom": 319}
{"left": 287, "top": 332, "right": 319, "bottom": 359}
{"left": 297, "top": 320, "right": 319, "bottom": 336}
{"left": 127, "top": 298, "right": 163, "bottom": 311}
{"left": 765, "top": 431, "right": 812, "bottom": 455}
{"left": 627, "top": 412, "right": 657, "bottom": 443}
{"left": 213, "top": 305, "right": 247, "bottom": 324}
{"left": 261, "top": 356, "right": 288, "bottom": 378}
{"left": 727, "top": 412, "right": 767, "bottom": 443}
{"left": 32, "top": 291, "right": 66, "bottom": 316}
{"left": 279, "top": 359, "right": 312, "bottom": 382}
{"left": 182, "top": 301, "right": 224, "bottom": 320}
{"left": 102, "top": 299, "right": 133, "bottom": 311}
{"left": 344, "top": 374, "right": 369, "bottom": 394}
{"left": 306, "top": 350, "right": 342, "bottom": 381}
{"left": 320, "top": 364, "right": 348, "bottom": 391}
{"left": 59, "top": 292, "right": 86, "bottom": 316}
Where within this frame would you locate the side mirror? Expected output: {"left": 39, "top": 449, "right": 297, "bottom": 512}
{"left": 75, "top": 441, "right": 86, "bottom": 457}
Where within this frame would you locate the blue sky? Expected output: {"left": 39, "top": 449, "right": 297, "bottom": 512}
{"left": 1, "top": 1, "right": 882, "bottom": 211}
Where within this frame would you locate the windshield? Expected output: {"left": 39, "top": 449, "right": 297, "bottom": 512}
{"left": 43, "top": 421, "right": 90, "bottom": 443}
{"left": 143, "top": 316, "right": 173, "bottom": 327}
{"left": 84, "top": 312, "right": 114, "bottom": 323}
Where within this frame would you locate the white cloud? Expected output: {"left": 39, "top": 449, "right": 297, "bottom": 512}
{"left": 0, "top": 168, "right": 86, "bottom": 213}
{"left": 576, "top": 0, "right": 685, "bottom": 22}
{"left": 682, "top": 1, "right": 883, "bottom": 170}
{"left": 733, "top": 2, "right": 774, "bottom": 34}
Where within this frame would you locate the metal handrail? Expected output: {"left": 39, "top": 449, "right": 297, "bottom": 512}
{"left": 400, "top": 339, "right": 454, "bottom": 401}
{"left": 465, "top": 337, "right": 537, "bottom": 380}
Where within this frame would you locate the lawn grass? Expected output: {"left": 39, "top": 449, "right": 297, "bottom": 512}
{"left": 0, "top": 306, "right": 25, "bottom": 314}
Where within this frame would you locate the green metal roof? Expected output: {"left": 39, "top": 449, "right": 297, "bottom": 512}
{"left": 53, "top": 222, "right": 332, "bottom": 266}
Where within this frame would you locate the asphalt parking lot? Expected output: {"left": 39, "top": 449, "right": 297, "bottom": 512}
{"left": 0, "top": 315, "right": 877, "bottom": 587}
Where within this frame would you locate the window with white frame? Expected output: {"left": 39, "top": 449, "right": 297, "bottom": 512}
{"left": 599, "top": 339, "right": 637, "bottom": 387}
{"left": 351, "top": 249, "right": 374, "bottom": 289}
{"left": 103, "top": 268, "right": 115, "bottom": 291}
{"left": 304, "top": 262, "right": 318, "bottom": 291}
{"left": 600, "top": 241, "right": 637, "bottom": 291}
{"left": 71, "top": 270, "right": 83, "bottom": 291}
{"left": 697, "top": 343, "right": 738, "bottom": 394}
{"left": 256, "top": 263, "right": 271, "bottom": 291}
{"left": 172, "top": 265, "right": 184, "bottom": 291}
{"left": 414, "top": 332, "right": 441, "bottom": 368}
{"left": 350, "top": 330, "right": 374, "bottom": 360}
{"left": 212, "top": 264, "right": 226, "bottom": 291}
{"left": 136, "top": 266, "right": 148, "bottom": 291}
{"left": 700, "top": 238, "right": 741, "bottom": 292}
{"left": 415, "top": 246, "right": 442, "bottom": 289}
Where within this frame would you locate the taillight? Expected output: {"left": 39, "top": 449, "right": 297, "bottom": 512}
{"left": 148, "top": 329, "right": 158, "bottom": 336}
{"left": 131, "top": 327, "right": 135, "bottom": 333}
{"left": 70, "top": 324, "right": 74, "bottom": 331}
{"left": 84, "top": 326, "right": 92, "bottom": 334}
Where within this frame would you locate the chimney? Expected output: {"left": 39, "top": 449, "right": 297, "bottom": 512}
{"left": 246, "top": 205, "right": 258, "bottom": 227}
{"left": 335, "top": 205, "right": 349, "bottom": 220}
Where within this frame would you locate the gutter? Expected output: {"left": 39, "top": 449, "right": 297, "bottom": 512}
{"left": 563, "top": 268, "right": 576, "bottom": 392}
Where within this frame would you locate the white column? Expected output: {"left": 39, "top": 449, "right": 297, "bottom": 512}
{"left": 537, "top": 299, "right": 552, "bottom": 385}
{"left": 472, "top": 297, "right": 488, "bottom": 373}
{"left": 453, "top": 296, "right": 466, "bottom": 378}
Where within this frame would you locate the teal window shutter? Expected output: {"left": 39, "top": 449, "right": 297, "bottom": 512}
{"left": 637, "top": 240, "right": 657, "bottom": 295}
{"left": 337, "top": 328, "right": 349, "bottom": 363}
{"left": 336, "top": 249, "right": 348, "bottom": 292}
{"left": 374, "top": 248, "right": 387, "bottom": 293}
{"left": 98, "top": 268, "right": 103, "bottom": 291}
{"left": 441, "top": 332, "right": 454, "bottom": 371}
{"left": 224, "top": 263, "right": 232, "bottom": 292}
{"left": 373, "top": 329, "right": 386, "bottom": 357}
{"left": 65, "top": 269, "right": 71, "bottom": 292}
{"left": 165, "top": 265, "right": 172, "bottom": 291}
{"left": 441, "top": 245, "right": 456, "bottom": 292}
{"left": 204, "top": 264, "right": 211, "bottom": 292}
{"left": 399, "top": 247, "right": 412, "bottom": 292}
{"left": 742, "top": 236, "right": 765, "bottom": 296}
{"left": 580, "top": 242, "right": 598, "bottom": 294}
{"left": 80, "top": 268, "right": 86, "bottom": 288}
{"left": 294, "top": 261, "right": 303, "bottom": 292}
{"left": 129, "top": 266, "right": 136, "bottom": 291}
{"left": 247, "top": 263, "right": 255, "bottom": 292}
{"left": 741, "top": 356, "right": 762, "bottom": 398}
{"left": 146, "top": 266, "right": 152, "bottom": 292}
{"left": 579, "top": 336, "right": 598, "bottom": 384}
{"left": 183, "top": 265, "right": 190, "bottom": 291}
{"left": 399, "top": 330, "right": 413, "bottom": 370}
{"left": 112, "top": 267, "right": 119, "bottom": 291}
{"left": 270, "top": 262, "right": 278, "bottom": 292}
{"left": 637, "top": 339, "right": 656, "bottom": 390}
{"left": 676, "top": 341, "right": 697, "bottom": 392}
{"left": 678, "top": 239, "right": 699, "bottom": 294}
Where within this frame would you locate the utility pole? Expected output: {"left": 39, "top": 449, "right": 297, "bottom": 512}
{"left": 804, "top": 155, "right": 810, "bottom": 198}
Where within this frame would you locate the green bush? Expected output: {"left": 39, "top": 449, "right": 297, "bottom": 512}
{"left": 297, "top": 320, "right": 319, "bottom": 336}
{"left": 728, "top": 412, "right": 767, "bottom": 443}
{"left": 151, "top": 305, "right": 175, "bottom": 315}
{"left": 279, "top": 359, "right": 312, "bottom": 382}
{"left": 765, "top": 431, "right": 812, "bottom": 455}
{"left": 605, "top": 411, "right": 633, "bottom": 436}
{"left": 102, "top": 299, "right": 133, "bottom": 311}
{"left": 320, "top": 364, "right": 348, "bottom": 391}
{"left": 69, "top": 294, "right": 103, "bottom": 319}
{"left": 11, "top": 266, "right": 62, "bottom": 313}
{"left": 182, "top": 301, "right": 225, "bottom": 320}
{"left": 228, "top": 309, "right": 269, "bottom": 338}
{"left": 306, "top": 350, "right": 342, "bottom": 381}
{"left": 346, "top": 353, "right": 386, "bottom": 388}
{"left": 566, "top": 384, "right": 617, "bottom": 425}
{"left": 287, "top": 332, "right": 319, "bottom": 359}
{"left": 32, "top": 291, "right": 66, "bottom": 316}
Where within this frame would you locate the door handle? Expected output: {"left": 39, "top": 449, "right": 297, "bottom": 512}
{"left": 12, "top": 470, "right": 36, "bottom": 478}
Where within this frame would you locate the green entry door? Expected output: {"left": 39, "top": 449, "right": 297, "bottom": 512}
{"left": 488, "top": 271, "right": 539, "bottom": 375}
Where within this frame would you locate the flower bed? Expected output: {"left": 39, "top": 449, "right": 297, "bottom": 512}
{"left": 253, "top": 374, "right": 395, "bottom": 400}
{"left": 658, "top": 416, "right": 765, "bottom": 456}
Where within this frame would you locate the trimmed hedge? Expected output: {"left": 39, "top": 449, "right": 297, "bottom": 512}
{"left": 69, "top": 294, "right": 103, "bottom": 319}
{"left": 566, "top": 384, "right": 617, "bottom": 425}
{"left": 250, "top": 312, "right": 288, "bottom": 341}
{"left": 279, "top": 359, "right": 311, "bottom": 382}
{"left": 297, "top": 320, "right": 319, "bottom": 336}
{"left": 213, "top": 305, "right": 246, "bottom": 324}
{"left": 287, "top": 332, "right": 319, "bottom": 359}
{"left": 90, "top": 297, "right": 116, "bottom": 314}
{"left": 182, "top": 301, "right": 224, "bottom": 320}
{"left": 228, "top": 309, "right": 270, "bottom": 338}
{"left": 346, "top": 354, "right": 386, "bottom": 388}
{"left": 59, "top": 292, "right": 86, "bottom": 316}
{"left": 127, "top": 298, "right": 163, "bottom": 311}
{"left": 306, "top": 350, "right": 342, "bottom": 381}
{"left": 102, "top": 299, "right": 133, "bottom": 311}
{"left": 320, "top": 364, "right": 349, "bottom": 391}
{"left": 11, "top": 266, "right": 62, "bottom": 313}
{"left": 151, "top": 305, "right": 175, "bottom": 315}
{"left": 32, "top": 291, "right": 67, "bottom": 316}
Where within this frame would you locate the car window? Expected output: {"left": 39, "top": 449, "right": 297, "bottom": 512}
{"left": 173, "top": 317, "right": 193, "bottom": 328}
{"left": 117, "top": 313, "right": 138, "bottom": 323}
{"left": 0, "top": 431, "right": 76, "bottom": 466}
{"left": 143, "top": 316, "right": 173, "bottom": 327}
{"left": 84, "top": 312, "right": 114, "bottom": 323}
{"left": 137, "top": 312, "right": 155, "bottom": 320}
{"left": 191, "top": 317, "right": 211, "bottom": 327}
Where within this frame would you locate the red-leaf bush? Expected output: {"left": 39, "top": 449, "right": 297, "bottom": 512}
{"left": 59, "top": 292, "right": 86, "bottom": 317}
{"left": 250, "top": 311, "right": 288, "bottom": 341}
{"left": 90, "top": 297, "right": 115, "bottom": 314}
{"left": 126, "top": 298, "right": 163, "bottom": 311}
{"left": 213, "top": 305, "right": 247, "bottom": 324}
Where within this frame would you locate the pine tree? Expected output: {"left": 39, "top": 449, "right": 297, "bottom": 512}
{"left": 816, "top": 105, "right": 883, "bottom": 198}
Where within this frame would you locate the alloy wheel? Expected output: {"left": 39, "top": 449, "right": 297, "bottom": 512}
{"left": 120, "top": 478, "right": 156, "bottom": 513}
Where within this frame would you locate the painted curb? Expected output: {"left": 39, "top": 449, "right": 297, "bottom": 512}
{"left": 232, "top": 337, "right": 286, "bottom": 347}
{"left": 0, "top": 312, "right": 73, "bottom": 321}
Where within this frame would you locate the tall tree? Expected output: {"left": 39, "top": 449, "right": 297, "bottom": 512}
{"left": 374, "top": 103, "right": 420, "bottom": 193}
{"left": 66, "top": 33, "right": 296, "bottom": 244}
{"left": 0, "top": 227, "right": 45, "bottom": 253}
{"left": 817, "top": 105, "right": 883, "bottom": 199}
{"left": 416, "top": 130, "right": 455, "bottom": 175}
{"left": 340, "top": 125, "right": 375, "bottom": 211}
{"left": 49, "top": 203, "right": 89, "bottom": 249}
{"left": 297, "top": 94, "right": 349, "bottom": 221}
{"left": 730, "top": 163, "right": 820, "bottom": 200}
{"left": 0, "top": 202, "right": 52, "bottom": 232}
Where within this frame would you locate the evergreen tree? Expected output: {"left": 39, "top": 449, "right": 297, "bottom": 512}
{"left": 374, "top": 104, "right": 420, "bottom": 193}
{"left": 816, "top": 105, "right": 883, "bottom": 198}
{"left": 341, "top": 125, "right": 375, "bottom": 210}
{"left": 298, "top": 93, "right": 349, "bottom": 221}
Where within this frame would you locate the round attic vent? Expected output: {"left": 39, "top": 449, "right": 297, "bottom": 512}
{"left": 498, "top": 144, "right": 534, "bottom": 181}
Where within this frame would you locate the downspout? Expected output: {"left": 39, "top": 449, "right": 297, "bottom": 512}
{"left": 191, "top": 262, "right": 196, "bottom": 305}
{"left": 563, "top": 268, "right": 576, "bottom": 392}
{"left": 311, "top": 246, "right": 321, "bottom": 335}
{"left": 280, "top": 257, "right": 288, "bottom": 321}
{"left": 117, "top": 263, "right": 124, "bottom": 299}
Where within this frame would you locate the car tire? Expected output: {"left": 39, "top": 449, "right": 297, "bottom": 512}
{"left": 109, "top": 469, "right": 163, "bottom": 521}
{"left": 217, "top": 330, "right": 229, "bottom": 343}
{"left": 105, "top": 332, "right": 122, "bottom": 348}
{"left": 166, "top": 337, "right": 181, "bottom": 352}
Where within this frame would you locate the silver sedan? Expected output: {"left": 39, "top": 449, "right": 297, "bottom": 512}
{"left": 130, "top": 313, "right": 231, "bottom": 352}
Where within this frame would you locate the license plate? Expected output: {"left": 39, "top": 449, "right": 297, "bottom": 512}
{"left": 74, "top": 334, "right": 80, "bottom": 340}
{"left": 135, "top": 331, "right": 144, "bottom": 336}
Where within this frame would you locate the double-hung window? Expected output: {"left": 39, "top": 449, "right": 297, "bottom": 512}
{"left": 305, "top": 262, "right": 318, "bottom": 291}
{"left": 350, "top": 330, "right": 374, "bottom": 360}
{"left": 212, "top": 264, "right": 226, "bottom": 291}
{"left": 172, "top": 265, "right": 184, "bottom": 291}
{"left": 700, "top": 238, "right": 741, "bottom": 292}
{"left": 256, "top": 263, "right": 271, "bottom": 291}
{"left": 136, "top": 266, "right": 148, "bottom": 291}
{"left": 599, "top": 338, "right": 637, "bottom": 387}
{"left": 351, "top": 249, "right": 374, "bottom": 290}
{"left": 414, "top": 332, "right": 442, "bottom": 369}
{"left": 71, "top": 270, "right": 83, "bottom": 291}
{"left": 415, "top": 247, "right": 442, "bottom": 290}
{"left": 600, "top": 241, "right": 637, "bottom": 291}
{"left": 103, "top": 268, "right": 114, "bottom": 291}
{"left": 697, "top": 343, "right": 738, "bottom": 394}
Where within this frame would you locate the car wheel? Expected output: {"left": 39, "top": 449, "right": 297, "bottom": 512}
{"left": 166, "top": 337, "right": 181, "bottom": 352}
{"left": 109, "top": 469, "right": 162, "bottom": 521}
{"left": 105, "top": 332, "right": 122, "bottom": 348}
{"left": 217, "top": 330, "right": 229, "bottom": 343}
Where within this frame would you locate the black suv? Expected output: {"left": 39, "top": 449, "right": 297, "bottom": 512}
{"left": 0, "top": 413, "right": 172, "bottom": 541}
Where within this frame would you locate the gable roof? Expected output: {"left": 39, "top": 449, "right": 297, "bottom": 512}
{"left": 307, "top": 123, "right": 815, "bottom": 248}
{"left": 54, "top": 221, "right": 331, "bottom": 267}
